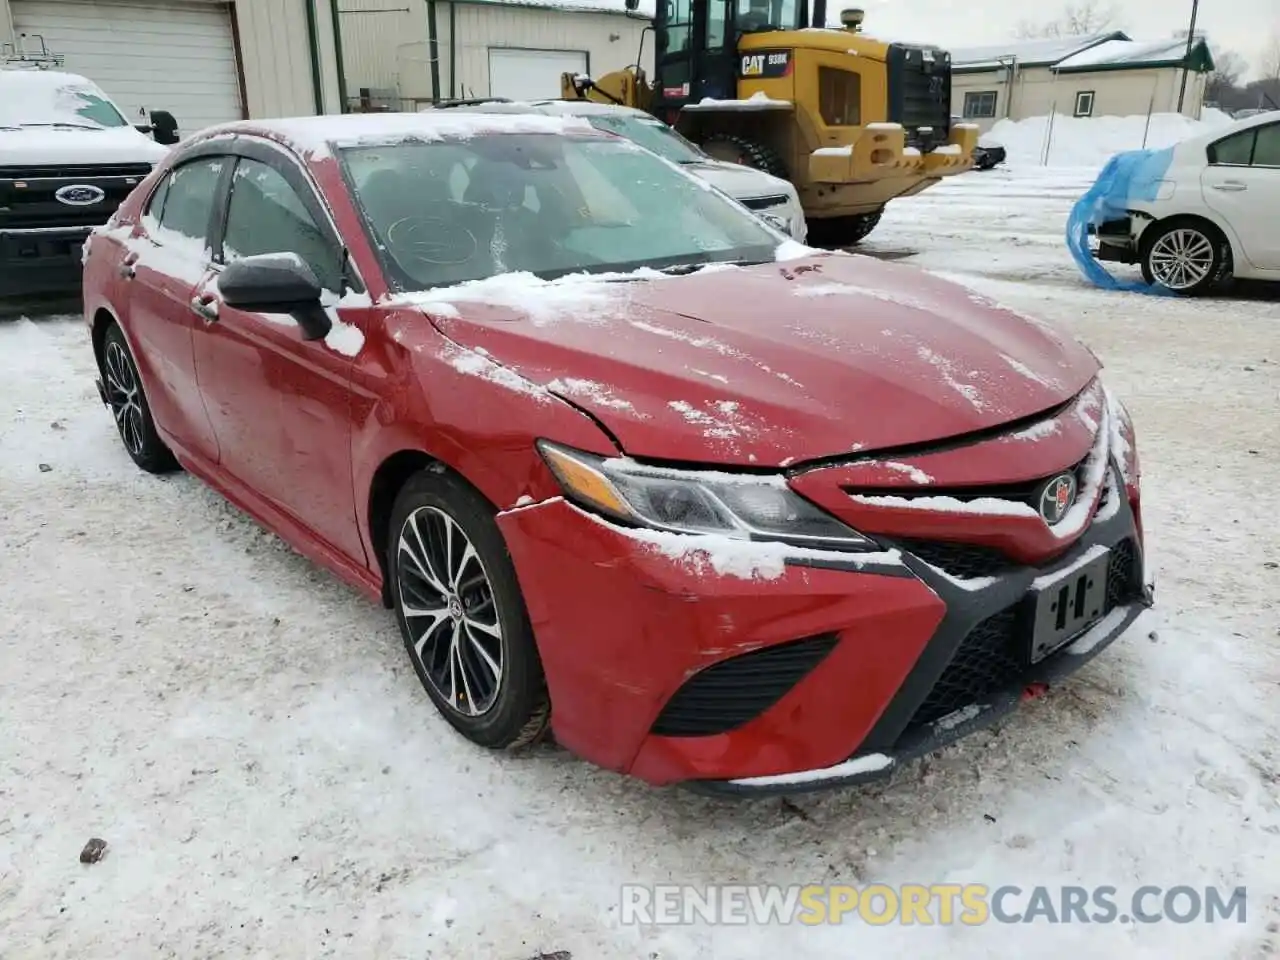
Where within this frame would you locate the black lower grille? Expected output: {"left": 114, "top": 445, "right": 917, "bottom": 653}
{"left": 650, "top": 634, "right": 839, "bottom": 737}
{"left": 905, "top": 538, "right": 1141, "bottom": 731}
{"left": 899, "top": 538, "right": 1016, "bottom": 579}
{"left": 908, "top": 608, "right": 1024, "bottom": 728}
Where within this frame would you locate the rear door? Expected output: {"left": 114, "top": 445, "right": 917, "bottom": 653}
{"left": 191, "top": 146, "right": 367, "bottom": 565}
{"left": 124, "top": 155, "right": 226, "bottom": 463}
{"left": 1201, "top": 122, "right": 1280, "bottom": 271}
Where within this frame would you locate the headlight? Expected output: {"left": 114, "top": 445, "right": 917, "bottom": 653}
{"left": 537, "top": 441, "right": 876, "bottom": 551}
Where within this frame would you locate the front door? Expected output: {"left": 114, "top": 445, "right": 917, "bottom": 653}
{"left": 191, "top": 152, "right": 367, "bottom": 566}
{"left": 1201, "top": 121, "right": 1280, "bottom": 271}
{"left": 122, "top": 155, "right": 225, "bottom": 464}
{"left": 652, "top": 0, "right": 740, "bottom": 118}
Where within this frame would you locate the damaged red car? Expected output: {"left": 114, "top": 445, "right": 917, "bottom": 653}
{"left": 81, "top": 112, "right": 1153, "bottom": 795}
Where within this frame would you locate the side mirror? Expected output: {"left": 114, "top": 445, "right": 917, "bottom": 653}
{"left": 148, "top": 110, "right": 180, "bottom": 145}
{"left": 624, "top": 0, "right": 639, "bottom": 9}
{"left": 218, "top": 254, "right": 332, "bottom": 341}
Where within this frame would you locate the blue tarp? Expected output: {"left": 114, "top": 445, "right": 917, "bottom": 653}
{"left": 1065, "top": 147, "right": 1176, "bottom": 294}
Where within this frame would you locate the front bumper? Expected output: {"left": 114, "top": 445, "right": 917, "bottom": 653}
{"left": 0, "top": 226, "right": 92, "bottom": 296}
{"left": 497, "top": 459, "right": 1152, "bottom": 794}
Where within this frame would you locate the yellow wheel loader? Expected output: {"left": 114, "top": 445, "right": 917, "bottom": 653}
{"left": 561, "top": 1, "right": 979, "bottom": 245}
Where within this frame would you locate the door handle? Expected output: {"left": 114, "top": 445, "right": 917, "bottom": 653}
{"left": 189, "top": 295, "right": 220, "bottom": 323}
{"left": 1211, "top": 181, "right": 1247, "bottom": 192}
{"left": 118, "top": 251, "right": 139, "bottom": 279}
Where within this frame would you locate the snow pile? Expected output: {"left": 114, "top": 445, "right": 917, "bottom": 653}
{"left": 986, "top": 109, "right": 1235, "bottom": 169}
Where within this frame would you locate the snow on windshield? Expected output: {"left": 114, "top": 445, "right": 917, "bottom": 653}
{"left": 342, "top": 132, "right": 780, "bottom": 291}
{"left": 0, "top": 72, "right": 129, "bottom": 129}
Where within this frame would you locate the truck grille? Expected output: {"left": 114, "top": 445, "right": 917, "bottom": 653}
{"left": 0, "top": 164, "right": 151, "bottom": 231}
{"left": 886, "top": 44, "right": 953, "bottom": 152}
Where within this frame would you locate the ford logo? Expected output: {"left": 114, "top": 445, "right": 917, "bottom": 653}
{"left": 55, "top": 184, "right": 106, "bottom": 206}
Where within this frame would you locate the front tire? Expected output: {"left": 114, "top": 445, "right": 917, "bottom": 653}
{"left": 100, "top": 322, "right": 178, "bottom": 474}
{"left": 698, "top": 134, "right": 790, "bottom": 180}
{"left": 1140, "top": 218, "right": 1227, "bottom": 295}
{"left": 388, "top": 469, "right": 550, "bottom": 749}
{"left": 807, "top": 210, "right": 883, "bottom": 248}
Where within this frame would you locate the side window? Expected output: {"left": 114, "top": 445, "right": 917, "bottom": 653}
{"left": 818, "top": 67, "right": 862, "bottom": 126}
{"left": 221, "top": 157, "right": 343, "bottom": 293}
{"left": 663, "top": 0, "right": 691, "bottom": 53}
{"left": 1251, "top": 124, "right": 1280, "bottom": 167}
{"left": 706, "top": 0, "right": 727, "bottom": 50}
{"left": 148, "top": 157, "right": 226, "bottom": 253}
{"left": 141, "top": 175, "right": 171, "bottom": 232}
{"left": 1207, "top": 129, "right": 1256, "bottom": 166}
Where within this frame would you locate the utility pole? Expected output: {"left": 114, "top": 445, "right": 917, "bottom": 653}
{"left": 1176, "top": 0, "right": 1200, "bottom": 113}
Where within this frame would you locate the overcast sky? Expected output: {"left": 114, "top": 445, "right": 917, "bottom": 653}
{"left": 848, "top": 0, "right": 1280, "bottom": 78}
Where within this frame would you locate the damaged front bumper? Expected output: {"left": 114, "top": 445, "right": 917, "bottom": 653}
{"left": 496, "top": 457, "right": 1152, "bottom": 795}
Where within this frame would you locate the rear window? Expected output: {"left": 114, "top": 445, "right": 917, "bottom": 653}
{"left": 1207, "top": 129, "right": 1255, "bottom": 165}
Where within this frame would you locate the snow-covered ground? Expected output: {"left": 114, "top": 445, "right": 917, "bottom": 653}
{"left": 2, "top": 162, "right": 1278, "bottom": 959}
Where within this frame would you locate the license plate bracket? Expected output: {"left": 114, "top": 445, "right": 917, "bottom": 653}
{"left": 1028, "top": 550, "right": 1110, "bottom": 663}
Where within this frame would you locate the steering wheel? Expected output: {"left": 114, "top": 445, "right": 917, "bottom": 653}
{"left": 383, "top": 215, "right": 478, "bottom": 268}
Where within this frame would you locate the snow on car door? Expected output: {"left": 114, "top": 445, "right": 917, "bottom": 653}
{"left": 190, "top": 153, "right": 366, "bottom": 565}
{"left": 125, "top": 157, "right": 224, "bottom": 464}
{"left": 1201, "top": 122, "right": 1280, "bottom": 271}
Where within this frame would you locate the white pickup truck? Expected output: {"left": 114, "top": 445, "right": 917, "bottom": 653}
{"left": 0, "top": 67, "right": 178, "bottom": 297}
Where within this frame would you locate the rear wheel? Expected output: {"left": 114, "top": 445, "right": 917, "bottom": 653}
{"left": 698, "top": 134, "right": 790, "bottom": 180}
{"left": 101, "top": 322, "right": 178, "bottom": 474}
{"left": 807, "top": 210, "right": 883, "bottom": 248}
{"left": 1140, "top": 218, "right": 1227, "bottom": 295}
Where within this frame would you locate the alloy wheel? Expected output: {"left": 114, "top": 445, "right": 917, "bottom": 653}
{"left": 396, "top": 505, "right": 504, "bottom": 716}
{"left": 103, "top": 339, "right": 144, "bottom": 457}
{"left": 1148, "top": 228, "right": 1215, "bottom": 290}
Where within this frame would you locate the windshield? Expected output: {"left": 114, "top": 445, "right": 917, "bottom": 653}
{"left": 0, "top": 74, "right": 129, "bottom": 129}
{"left": 582, "top": 113, "right": 705, "bottom": 164}
{"left": 340, "top": 132, "right": 781, "bottom": 291}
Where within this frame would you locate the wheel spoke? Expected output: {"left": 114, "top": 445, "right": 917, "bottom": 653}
{"left": 396, "top": 504, "right": 505, "bottom": 717}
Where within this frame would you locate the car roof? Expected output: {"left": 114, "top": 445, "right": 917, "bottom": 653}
{"left": 185, "top": 110, "right": 607, "bottom": 159}
{"left": 430, "top": 98, "right": 655, "bottom": 120}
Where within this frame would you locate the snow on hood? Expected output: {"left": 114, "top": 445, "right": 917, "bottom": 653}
{"left": 0, "top": 125, "right": 169, "bottom": 166}
{"left": 414, "top": 253, "right": 1099, "bottom": 467}
{"left": 683, "top": 159, "right": 797, "bottom": 201}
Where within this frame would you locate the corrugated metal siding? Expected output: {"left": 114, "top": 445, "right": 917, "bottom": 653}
{"left": 234, "top": 0, "right": 342, "bottom": 117}
{"left": 338, "top": 0, "right": 650, "bottom": 102}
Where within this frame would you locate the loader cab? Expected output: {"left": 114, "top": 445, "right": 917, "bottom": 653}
{"left": 646, "top": 0, "right": 810, "bottom": 119}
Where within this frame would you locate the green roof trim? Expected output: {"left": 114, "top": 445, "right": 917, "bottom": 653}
{"left": 1055, "top": 39, "right": 1215, "bottom": 74}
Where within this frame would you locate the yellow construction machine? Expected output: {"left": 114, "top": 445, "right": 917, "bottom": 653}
{"left": 562, "top": 1, "right": 978, "bottom": 244}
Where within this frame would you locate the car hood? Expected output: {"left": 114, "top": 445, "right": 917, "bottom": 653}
{"left": 418, "top": 253, "right": 1099, "bottom": 468}
{"left": 0, "top": 126, "right": 170, "bottom": 166}
{"left": 681, "top": 159, "right": 796, "bottom": 201}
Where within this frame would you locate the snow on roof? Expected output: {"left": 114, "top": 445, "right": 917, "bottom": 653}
{"left": 198, "top": 111, "right": 598, "bottom": 158}
{"left": 1053, "top": 36, "right": 1214, "bottom": 72}
{"left": 950, "top": 32, "right": 1127, "bottom": 70}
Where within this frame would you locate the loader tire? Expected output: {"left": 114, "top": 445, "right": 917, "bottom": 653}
{"left": 808, "top": 210, "right": 883, "bottom": 248}
{"left": 698, "top": 135, "right": 790, "bottom": 180}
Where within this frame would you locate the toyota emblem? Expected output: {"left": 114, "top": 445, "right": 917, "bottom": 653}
{"left": 55, "top": 184, "right": 106, "bottom": 206}
{"left": 1038, "top": 473, "right": 1078, "bottom": 525}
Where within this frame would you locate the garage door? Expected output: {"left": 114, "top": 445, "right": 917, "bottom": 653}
{"left": 11, "top": 0, "right": 242, "bottom": 136}
{"left": 488, "top": 48, "right": 588, "bottom": 100}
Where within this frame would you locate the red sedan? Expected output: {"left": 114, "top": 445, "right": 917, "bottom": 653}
{"left": 81, "top": 112, "right": 1152, "bottom": 795}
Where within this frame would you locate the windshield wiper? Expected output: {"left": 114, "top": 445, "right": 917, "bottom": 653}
{"left": 19, "top": 122, "right": 103, "bottom": 130}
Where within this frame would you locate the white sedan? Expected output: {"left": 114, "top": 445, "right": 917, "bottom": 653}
{"left": 1094, "top": 110, "right": 1279, "bottom": 294}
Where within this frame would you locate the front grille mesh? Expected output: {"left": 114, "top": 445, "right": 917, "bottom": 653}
{"left": 650, "top": 634, "right": 839, "bottom": 737}
{"left": 904, "top": 538, "right": 1142, "bottom": 732}
{"left": 898, "top": 538, "right": 1016, "bottom": 579}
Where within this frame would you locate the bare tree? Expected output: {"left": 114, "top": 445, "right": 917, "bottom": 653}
{"left": 1206, "top": 50, "right": 1248, "bottom": 91}
{"left": 1260, "top": 30, "right": 1280, "bottom": 81}
{"left": 1014, "top": 0, "right": 1121, "bottom": 40}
